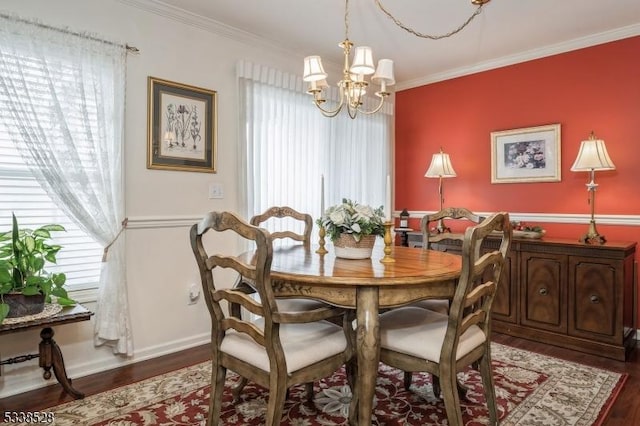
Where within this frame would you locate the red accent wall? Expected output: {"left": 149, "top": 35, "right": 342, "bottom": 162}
{"left": 395, "top": 36, "right": 640, "bottom": 322}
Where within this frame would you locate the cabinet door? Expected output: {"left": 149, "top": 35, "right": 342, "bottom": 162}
{"left": 568, "top": 256, "right": 620, "bottom": 343}
{"left": 491, "top": 250, "right": 517, "bottom": 323}
{"left": 520, "top": 251, "right": 567, "bottom": 333}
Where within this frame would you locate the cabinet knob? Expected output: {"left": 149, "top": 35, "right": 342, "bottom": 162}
{"left": 590, "top": 295, "right": 600, "bottom": 304}
{"left": 538, "top": 288, "right": 548, "bottom": 296}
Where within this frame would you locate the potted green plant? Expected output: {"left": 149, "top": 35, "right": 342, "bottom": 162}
{"left": 0, "top": 213, "right": 75, "bottom": 323}
{"left": 317, "top": 199, "right": 386, "bottom": 259}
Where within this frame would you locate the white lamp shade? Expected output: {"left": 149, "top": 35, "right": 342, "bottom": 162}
{"left": 303, "top": 56, "right": 327, "bottom": 82}
{"left": 425, "top": 152, "right": 457, "bottom": 178}
{"left": 570, "top": 137, "right": 616, "bottom": 171}
{"left": 372, "top": 59, "right": 395, "bottom": 86}
{"left": 350, "top": 46, "right": 375, "bottom": 75}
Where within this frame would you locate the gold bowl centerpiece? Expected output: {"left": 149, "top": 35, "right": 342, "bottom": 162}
{"left": 318, "top": 199, "right": 385, "bottom": 259}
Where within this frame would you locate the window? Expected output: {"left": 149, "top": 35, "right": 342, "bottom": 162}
{"left": 0, "top": 18, "right": 116, "bottom": 294}
{"left": 238, "top": 61, "right": 393, "bottom": 235}
{"left": 0, "top": 138, "right": 103, "bottom": 292}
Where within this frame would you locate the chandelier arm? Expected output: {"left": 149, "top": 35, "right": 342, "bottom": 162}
{"left": 374, "top": 0, "right": 486, "bottom": 40}
{"left": 356, "top": 95, "right": 386, "bottom": 115}
{"left": 312, "top": 90, "right": 346, "bottom": 118}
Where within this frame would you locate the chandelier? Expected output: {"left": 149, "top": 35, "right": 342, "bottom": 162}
{"left": 302, "top": 0, "right": 394, "bottom": 119}
{"left": 303, "top": 0, "right": 491, "bottom": 119}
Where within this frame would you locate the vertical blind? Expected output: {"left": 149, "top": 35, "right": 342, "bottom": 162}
{"left": 237, "top": 60, "right": 393, "bottom": 238}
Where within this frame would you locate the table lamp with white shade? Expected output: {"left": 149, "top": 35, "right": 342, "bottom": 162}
{"left": 570, "top": 131, "right": 616, "bottom": 244}
{"left": 424, "top": 147, "right": 456, "bottom": 233}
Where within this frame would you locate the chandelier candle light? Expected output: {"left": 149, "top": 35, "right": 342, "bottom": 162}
{"left": 424, "top": 147, "right": 457, "bottom": 233}
{"left": 303, "top": 0, "right": 395, "bottom": 119}
{"left": 570, "top": 131, "right": 616, "bottom": 245}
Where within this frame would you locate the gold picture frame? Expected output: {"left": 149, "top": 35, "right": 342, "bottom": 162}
{"left": 490, "top": 123, "right": 561, "bottom": 184}
{"left": 147, "top": 77, "right": 217, "bottom": 173}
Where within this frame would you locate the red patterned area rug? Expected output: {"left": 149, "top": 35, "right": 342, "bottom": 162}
{"left": 24, "top": 343, "right": 626, "bottom": 426}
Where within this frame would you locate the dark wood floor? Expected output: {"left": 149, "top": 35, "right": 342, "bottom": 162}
{"left": 1, "top": 333, "right": 639, "bottom": 424}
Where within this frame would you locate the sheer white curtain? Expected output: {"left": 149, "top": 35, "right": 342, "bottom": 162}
{"left": 0, "top": 15, "right": 132, "bottom": 355}
{"left": 237, "top": 60, "right": 393, "bottom": 233}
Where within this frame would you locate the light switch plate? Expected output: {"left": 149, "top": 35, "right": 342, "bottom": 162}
{"left": 208, "top": 182, "right": 224, "bottom": 199}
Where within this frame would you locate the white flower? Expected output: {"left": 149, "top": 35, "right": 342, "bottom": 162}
{"left": 329, "top": 209, "right": 346, "bottom": 225}
{"left": 354, "top": 204, "right": 374, "bottom": 220}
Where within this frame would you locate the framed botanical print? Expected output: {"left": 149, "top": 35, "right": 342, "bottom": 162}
{"left": 147, "top": 77, "right": 217, "bottom": 173}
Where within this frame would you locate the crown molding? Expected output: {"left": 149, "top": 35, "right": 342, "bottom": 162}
{"left": 117, "top": 0, "right": 300, "bottom": 59}
{"left": 397, "top": 23, "right": 640, "bottom": 91}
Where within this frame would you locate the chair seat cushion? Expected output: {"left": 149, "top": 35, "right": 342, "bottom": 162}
{"left": 379, "top": 306, "right": 485, "bottom": 362}
{"left": 408, "top": 299, "right": 449, "bottom": 314}
{"left": 221, "top": 319, "right": 347, "bottom": 374}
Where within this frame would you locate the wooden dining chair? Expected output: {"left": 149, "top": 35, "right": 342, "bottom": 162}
{"left": 403, "top": 207, "right": 485, "bottom": 391}
{"left": 230, "top": 206, "right": 346, "bottom": 399}
{"left": 190, "top": 211, "right": 355, "bottom": 426}
{"left": 231, "top": 205, "right": 317, "bottom": 317}
{"left": 421, "top": 207, "right": 484, "bottom": 252}
{"left": 413, "top": 207, "right": 483, "bottom": 313}
{"left": 379, "top": 212, "right": 512, "bottom": 426}
{"left": 241, "top": 206, "right": 352, "bottom": 396}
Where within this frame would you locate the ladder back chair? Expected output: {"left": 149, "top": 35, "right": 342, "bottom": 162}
{"left": 231, "top": 207, "right": 348, "bottom": 398}
{"left": 413, "top": 206, "right": 484, "bottom": 314}
{"left": 405, "top": 207, "right": 485, "bottom": 391}
{"left": 190, "top": 211, "right": 355, "bottom": 426}
{"left": 379, "top": 212, "right": 512, "bottom": 426}
{"left": 421, "top": 206, "right": 484, "bottom": 250}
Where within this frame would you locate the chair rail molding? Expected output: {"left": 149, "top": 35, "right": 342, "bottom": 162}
{"left": 127, "top": 215, "right": 204, "bottom": 229}
{"left": 393, "top": 211, "right": 640, "bottom": 227}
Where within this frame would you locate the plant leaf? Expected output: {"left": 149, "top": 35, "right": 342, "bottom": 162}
{"left": 39, "top": 224, "right": 65, "bottom": 232}
{"left": 22, "top": 286, "right": 41, "bottom": 296}
{"left": 0, "top": 303, "right": 9, "bottom": 323}
{"left": 55, "top": 297, "right": 76, "bottom": 306}
{"left": 24, "top": 235, "right": 36, "bottom": 253}
{"left": 0, "top": 268, "right": 12, "bottom": 284}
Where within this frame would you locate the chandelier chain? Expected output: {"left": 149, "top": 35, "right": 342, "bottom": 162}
{"left": 374, "top": 0, "right": 486, "bottom": 40}
{"left": 344, "top": 0, "right": 350, "bottom": 40}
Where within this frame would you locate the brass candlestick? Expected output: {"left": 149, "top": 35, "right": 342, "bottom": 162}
{"left": 380, "top": 221, "right": 395, "bottom": 263}
{"left": 316, "top": 225, "right": 328, "bottom": 254}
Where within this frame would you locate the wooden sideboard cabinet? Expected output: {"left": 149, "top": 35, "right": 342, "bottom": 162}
{"left": 407, "top": 232, "right": 637, "bottom": 361}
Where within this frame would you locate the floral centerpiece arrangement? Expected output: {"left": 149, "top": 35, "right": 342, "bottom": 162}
{"left": 316, "top": 198, "right": 385, "bottom": 259}
{"left": 317, "top": 199, "right": 386, "bottom": 259}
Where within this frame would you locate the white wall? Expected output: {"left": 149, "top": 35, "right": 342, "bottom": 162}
{"left": 0, "top": 0, "right": 305, "bottom": 398}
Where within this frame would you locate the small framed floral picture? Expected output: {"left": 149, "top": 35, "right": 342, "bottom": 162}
{"left": 490, "top": 123, "right": 561, "bottom": 184}
{"left": 147, "top": 77, "right": 217, "bottom": 173}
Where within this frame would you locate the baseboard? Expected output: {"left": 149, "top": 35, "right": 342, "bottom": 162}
{"left": 0, "top": 332, "right": 210, "bottom": 398}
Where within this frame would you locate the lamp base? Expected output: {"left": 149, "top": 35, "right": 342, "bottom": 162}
{"left": 579, "top": 220, "right": 606, "bottom": 245}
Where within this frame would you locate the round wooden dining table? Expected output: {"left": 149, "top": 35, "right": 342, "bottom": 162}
{"left": 240, "top": 243, "right": 462, "bottom": 425}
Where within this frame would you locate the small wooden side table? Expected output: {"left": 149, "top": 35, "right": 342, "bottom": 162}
{"left": 394, "top": 227, "right": 414, "bottom": 247}
{"left": 0, "top": 304, "right": 93, "bottom": 399}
